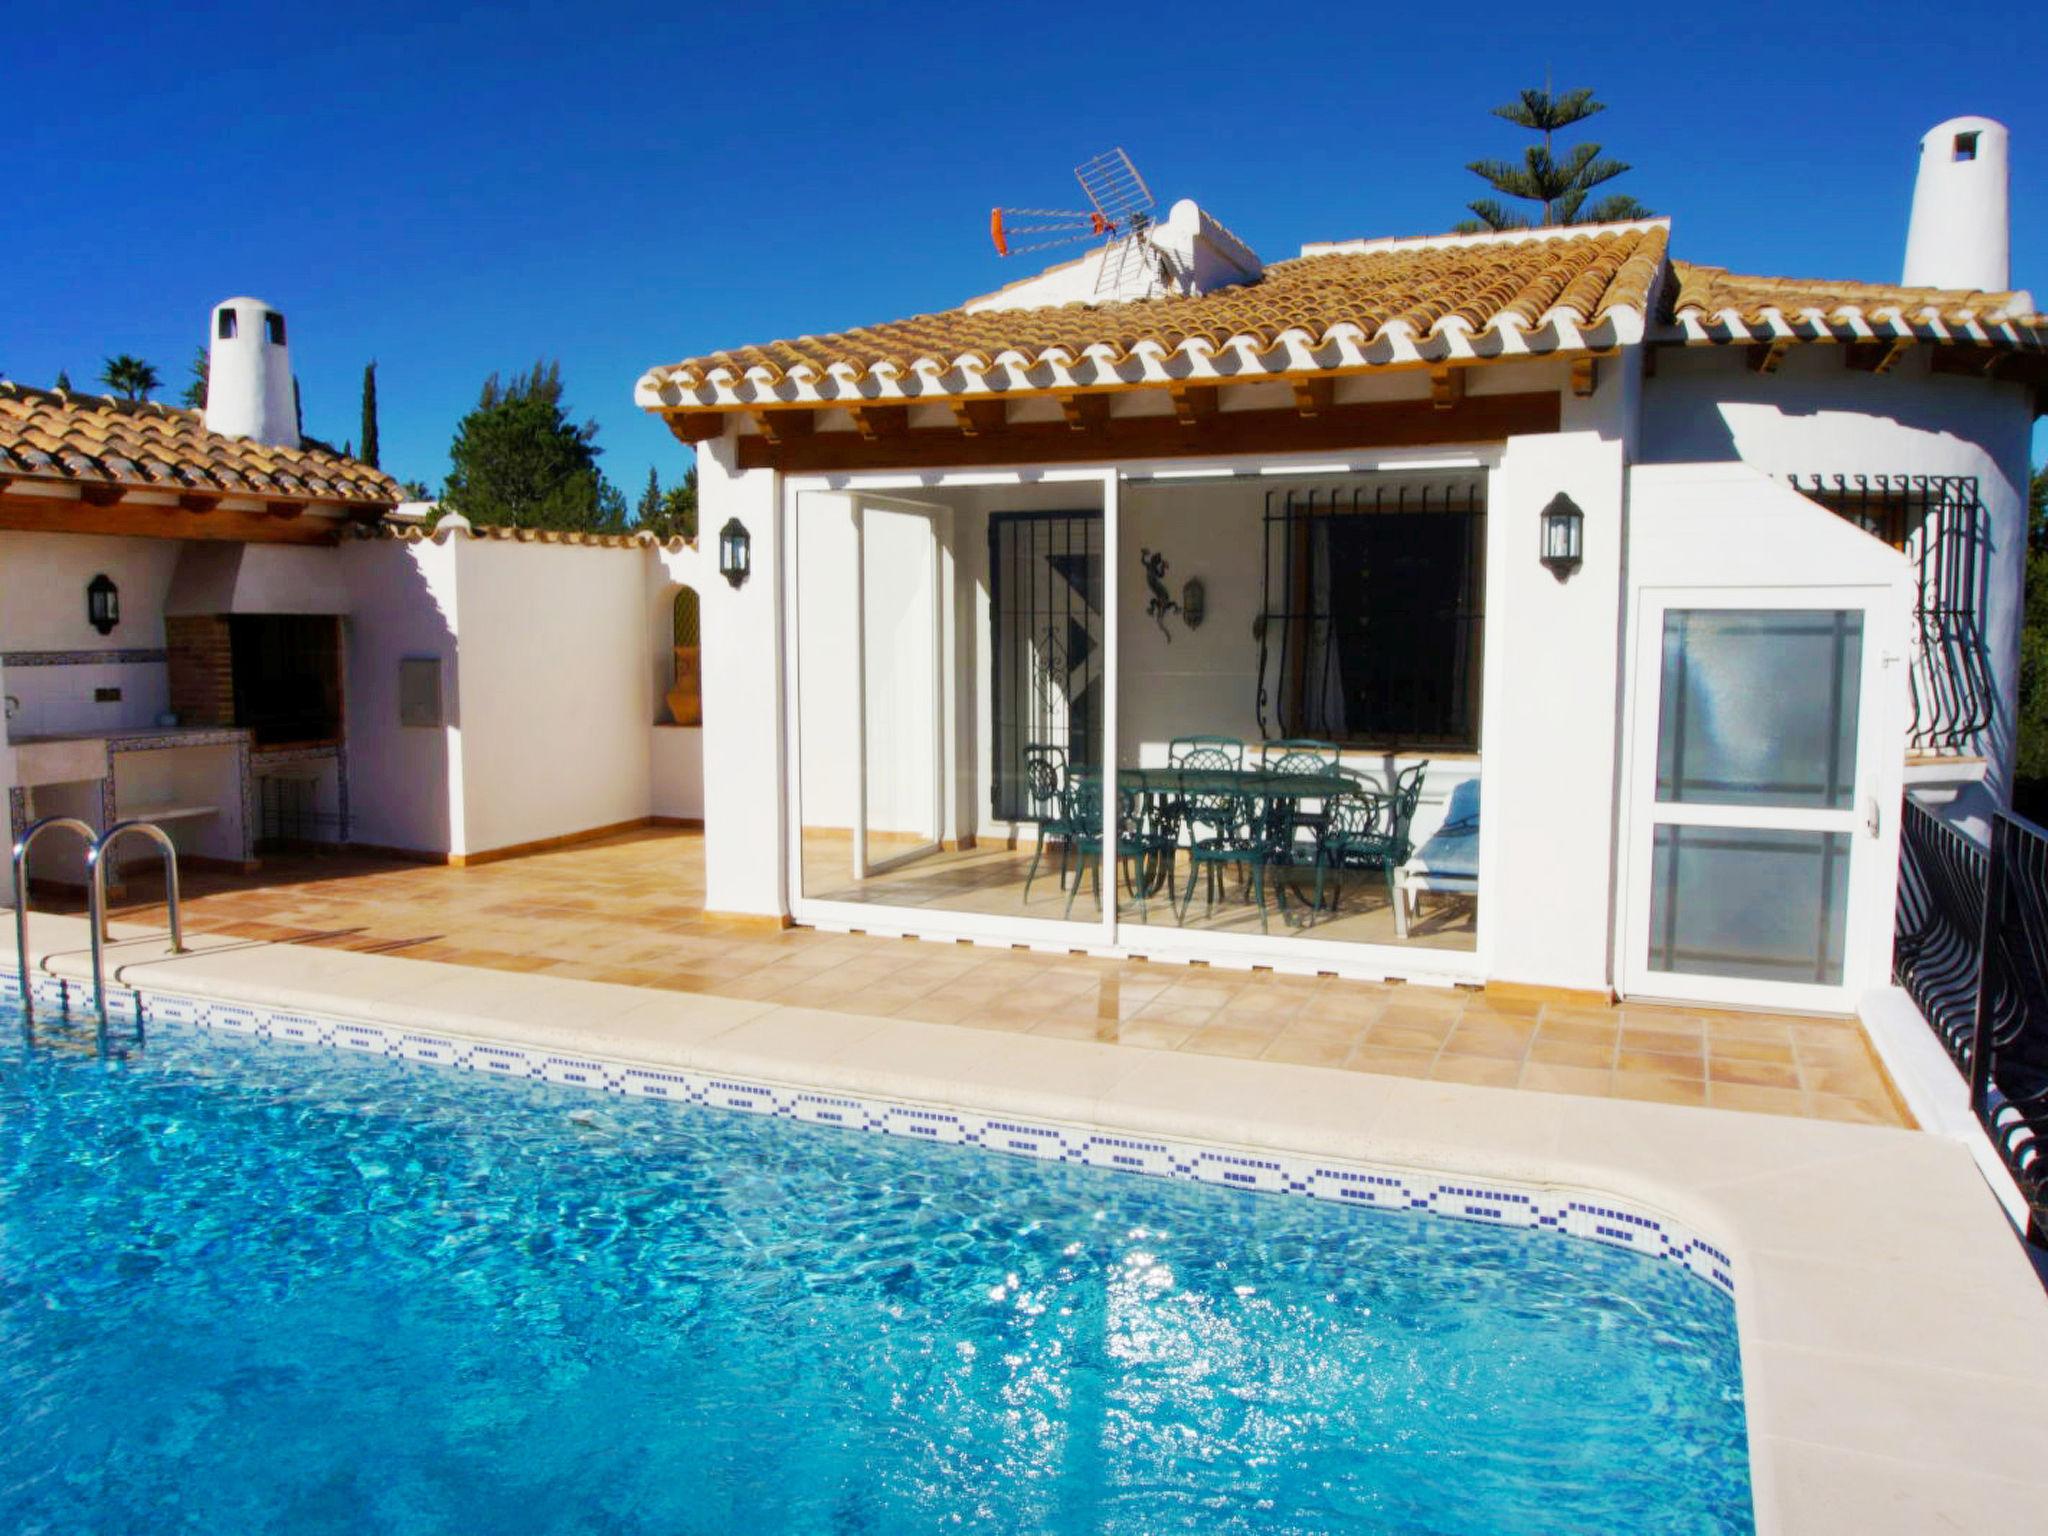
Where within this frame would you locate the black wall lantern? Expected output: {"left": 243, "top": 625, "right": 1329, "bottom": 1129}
{"left": 1539, "top": 493, "right": 1584, "bottom": 580}
{"left": 717, "top": 517, "right": 752, "bottom": 589}
{"left": 86, "top": 573, "right": 120, "bottom": 635}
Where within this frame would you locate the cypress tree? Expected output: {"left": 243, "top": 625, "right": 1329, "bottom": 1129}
{"left": 360, "top": 361, "right": 380, "bottom": 468}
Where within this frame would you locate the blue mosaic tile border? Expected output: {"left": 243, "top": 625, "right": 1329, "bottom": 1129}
{"left": 1, "top": 972, "right": 1736, "bottom": 1299}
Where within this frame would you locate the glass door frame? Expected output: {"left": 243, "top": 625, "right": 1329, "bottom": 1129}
{"left": 847, "top": 493, "right": 946, "bottom": 881}
{"left": 1618, "top": 582, "right": 1905, "bottom": 1013}
{"left": 782, "top": 466, "right": 1122, "bottom": 952}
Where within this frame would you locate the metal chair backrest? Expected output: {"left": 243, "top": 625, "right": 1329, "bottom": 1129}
{"left": 1020, "top": 744, "right": 1068, "bottom": 823}
{"left": 1261, "top": 738, "right": 1338, "bottom": 776}
{"left": 1387, "top": 761, "right": 1429, "bottom": 851}
{"left": 1169, "top": 735, "right": 1244, "bottom": 772}
{"left": 1326, "top": 776, "right": 1385, "bottom": 840}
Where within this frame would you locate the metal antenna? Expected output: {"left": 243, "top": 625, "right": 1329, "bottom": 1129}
{"left": 989, "top": 148, "right": 1159, "bottom": 294}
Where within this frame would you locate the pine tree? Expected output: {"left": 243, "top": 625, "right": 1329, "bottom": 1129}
{"left": 442, "top": 360, "right": 627, "bottom": 532}
{"left": 1458, "top": 87, "right": 1652, "bottom": 232}
{"left": 360, "top": 361, "right": 380, "bottom": 468}
{"left": 54, "top": 369, "right": 72, "bottom": 392}
{"left": 180, "top": 347, "right": 209, "bottom": 409}
{"left": 636, "top": 466, "right": 662, "bottom": 525}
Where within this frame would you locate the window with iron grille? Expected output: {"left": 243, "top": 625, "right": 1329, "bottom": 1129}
{"left": 1256, "top": 477, "right": 1486, "bottom": 749}
{"left": 1793, "top": 474, "right": 1993, "bottom": 755}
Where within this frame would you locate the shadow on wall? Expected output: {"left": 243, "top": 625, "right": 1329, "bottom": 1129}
{"left": 342, "top": 539, "right": 455, "bottom": 855}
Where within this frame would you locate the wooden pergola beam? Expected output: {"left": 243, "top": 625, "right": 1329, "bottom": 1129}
{"left": 0, "top": 488, "right": 353, "bottom": 544}
{"left": 736, "top": 391, "right": 1563, "bottom": 473}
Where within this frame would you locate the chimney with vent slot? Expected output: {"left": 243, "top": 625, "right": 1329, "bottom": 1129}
{"left": 203, "top": 296, "right": 299, "bottom": 448}
{"left": 1903, "top": 117, "right": 2010, "bottom": 293}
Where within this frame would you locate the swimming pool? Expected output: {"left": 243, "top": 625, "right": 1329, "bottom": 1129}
{"left": 0, "top": 1005, "right": 1753, "bottom": 1534}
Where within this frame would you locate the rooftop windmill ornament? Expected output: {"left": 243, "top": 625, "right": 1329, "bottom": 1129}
{"left": 990, "top": 149, "right": 1163, "bottom": 299}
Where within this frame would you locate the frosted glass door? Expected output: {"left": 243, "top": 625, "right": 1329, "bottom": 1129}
{"left": 1625, "top": 593, "right": 1888, "bottom": 1008}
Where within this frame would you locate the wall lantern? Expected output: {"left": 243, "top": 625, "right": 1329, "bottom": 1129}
{"left": 1539, "top": 493, "right": 1584, "bottom": 580}
{"left": 717, "top": 517, "right": 752, "bottom": 589}
{"left": 86, "top": 573, "right": 120, "bottom": 635}
{"left": 1181, "top": 577, "right": 1206, "bottom": 630}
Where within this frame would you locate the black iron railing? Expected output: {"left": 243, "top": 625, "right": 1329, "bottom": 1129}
{"left": 1255, "top": 478, "right": 1486, "bottom": 749}
{"left": 1896, "top": 797, "right": 2048, "bottom": 1241}
{"left": 1793, "top": 474, "right": 1994, "bottom": 755}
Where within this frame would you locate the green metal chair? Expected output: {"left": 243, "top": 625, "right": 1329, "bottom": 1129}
{"left": 1062, "top": 778, "right": 1178, "bottom": 921}
{"left": 1019, "top": 743, "right": 1073, "bottom": 901}
{"left": 1177, "top": 789, "right": 1277, "bottom": 933}
{"left": 1322, "top": 761, "right": 1428, "bottom": 911}
{"left": 1168, "top": 735, "right": 1245, "bottom": 771}
{"left": 1307, "top": 778, "right": 1389, "bottom": 922}
{"left": 1259, "top": 738, "right": 1338, "bottom": 775}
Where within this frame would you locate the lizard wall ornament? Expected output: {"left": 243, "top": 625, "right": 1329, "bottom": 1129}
{"left": 1141, "top": 548, "right": 1180, "bottom": 642}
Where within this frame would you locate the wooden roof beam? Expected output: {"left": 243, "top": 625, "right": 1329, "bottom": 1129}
{"left": 1168, "top": 382, "right": 1219, "bottom": 428}
{"left": 1291, "top": 376, "right": 1334, "bottom": 418}
{"left": 1056, "top": 392, "right": 1109, "bottom": 432}
{"left": 1844, "top": 338, "right": 1913, "bottom": 375}
{"left": 847, "top": 403, "right": 909, "bottom": 442}
{"left": 1430, "top": 365, "right": 1466, "bottom": 411}
{"left": 948, "top": 397, "right": 1007, "bottom": 436}
{"left": 1568, "top": 357, "right": 1599, "bottom": 398}
{"left": 750, "top": 409, "right": 814, "bottom": 444}
{"left": 1746, "top": 339, "right": 1793, "bottom": 375}
{"left": 664, "top": 411, "right": 728, "bottom": 445}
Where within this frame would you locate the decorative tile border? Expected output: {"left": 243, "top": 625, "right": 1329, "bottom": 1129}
{"left": 2, "top": 648, "right": 169, "bottom": 668}
{"left": 0, "top": 973, "right": 1736, "bottom": 1299}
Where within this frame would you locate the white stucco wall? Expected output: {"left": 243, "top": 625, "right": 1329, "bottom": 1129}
{"left": 1641, "top": 346, "right": 2034, "bottom": 800}
{"left": 340, "top": 535, "right": 464, "bottom": 855}
{"left": 0, "top": 531, "right": 180, "bottom": 736}
{"left": 700, "top": 435, "right": 786, "bottom": 914}
{"left": 447, "top": 536, "right": 651, "bottom": 855}
{"left": 651, "top": 726, "right": 703, "bottom": 819}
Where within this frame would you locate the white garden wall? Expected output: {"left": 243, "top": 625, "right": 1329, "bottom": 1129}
{"left": 0, "top": 531, "right": 179, "bottom": 736}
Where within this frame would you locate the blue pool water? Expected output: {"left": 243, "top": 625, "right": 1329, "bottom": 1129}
{"left": 0, "top": 1008, "right": 1752, "bottom": 1534}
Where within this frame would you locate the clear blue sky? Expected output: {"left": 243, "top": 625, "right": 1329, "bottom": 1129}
{"left": 6, "top": 0, "right": 2042, "bottom": 496}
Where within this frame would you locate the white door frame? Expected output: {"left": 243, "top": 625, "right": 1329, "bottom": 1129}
{"left": 784, "top": 469, "right": 1121, "bottom": 951}
{"left": 1618, "top": 583, "right": 1905, "bottom": 1012}
{"left": 848, "top": 493, "right": 947, "bottom": 881}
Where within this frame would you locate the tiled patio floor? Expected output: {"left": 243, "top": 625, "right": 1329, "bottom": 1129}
{"left": 74, "top": 826, "right": 1910, "bottom": 1127}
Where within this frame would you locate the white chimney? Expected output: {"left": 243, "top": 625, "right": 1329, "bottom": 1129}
{"left": 203, "top": 296, "right": 299, "bottom": 448}
{"left": 1903, "top": 116, "right": 2010, "bottom": 292}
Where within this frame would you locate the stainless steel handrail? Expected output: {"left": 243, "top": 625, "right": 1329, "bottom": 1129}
{"left": 11, "top": 816, "right": 96, "bottom": 1027}
{"left": 86, "top": 820, "right": 186, "bottom": 1036}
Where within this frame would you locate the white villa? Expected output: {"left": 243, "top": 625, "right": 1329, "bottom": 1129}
{"left": 632, "top": 115, "right": 2042, "bottom": 1023}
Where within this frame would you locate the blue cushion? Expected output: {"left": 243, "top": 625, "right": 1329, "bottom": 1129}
{"left": 1410, "top": 780, "right": 1480, "bottom": 878}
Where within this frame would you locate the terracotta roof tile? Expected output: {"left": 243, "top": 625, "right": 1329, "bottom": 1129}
{"left": 640, "top": 225, "right": 1670, "bottom": 404}
{"left": 1667, "top": 261, "right": 2045, "bottom": 340}
{"left": 0, "top": 383, "right": 400, "bottom": 510}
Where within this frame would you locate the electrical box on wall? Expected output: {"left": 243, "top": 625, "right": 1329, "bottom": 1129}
{"left": 94, "top": 687, "right": 122, "bottom": 703}
{"left": 398, "top": 657, "right": 443, "bottom": 728}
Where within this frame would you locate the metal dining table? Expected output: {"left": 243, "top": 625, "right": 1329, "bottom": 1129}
{"left": 1072, "top": 766, "right": 1361, "bottom": 901}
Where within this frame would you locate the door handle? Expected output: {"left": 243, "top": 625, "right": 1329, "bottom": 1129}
{"left": 1864, "top": 796, "right": 1881, "bottom": 839}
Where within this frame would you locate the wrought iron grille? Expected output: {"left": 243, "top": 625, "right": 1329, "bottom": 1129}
{"left": 1895, "top": 797, "right": 2048, "bottom": 1242}
{"left": 1255, "top": 479, "right": 1486, "bottom": 747}
{"left": 1794, "top": 474, "right": 1993, "bottom": 754}
{"left": 989, "top": 512, "right": 1103, "bottom": 821}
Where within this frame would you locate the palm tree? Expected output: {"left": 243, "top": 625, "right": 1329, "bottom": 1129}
{"left": 99, "top": 354, "right": 162, "bottom": 401}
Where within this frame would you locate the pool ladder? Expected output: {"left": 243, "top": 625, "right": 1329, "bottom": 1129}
{"left": 12, "top": 817, "right": 185, "bottom": 1039}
